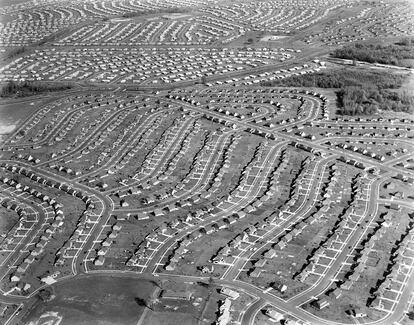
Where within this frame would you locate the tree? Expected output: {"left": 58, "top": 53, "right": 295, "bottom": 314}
{"left": 135, "top": 297, "right": 153, "bottom": 310}
{"left": 38, "top": 288, "right": 53, "bottom": 302}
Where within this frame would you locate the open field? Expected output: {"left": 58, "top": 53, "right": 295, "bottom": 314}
{"left": 0, "top": 101, "right": 40, "bottom": 132}
{"left": 23, "top": 275, "right": 155, "bottom": 325}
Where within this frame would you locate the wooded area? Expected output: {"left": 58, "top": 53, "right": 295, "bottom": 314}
{"left": 336, "top": 87, "right": 413, "bottom": 115}
{"left": 332, "top": 39, "right": 414, "bottom": 68}
{"left": 0, "top": 80, "right": 73, "bottom": 97}
{"left": 260, "top": 68, "right": 413, "bottom": 115}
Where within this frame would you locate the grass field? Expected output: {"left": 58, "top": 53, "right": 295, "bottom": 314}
{"left": 0, "top": 207, "right": 19, "bottom": 238}
{"left": 0, "top": 100, "right": 40, "bottom": 135}
{"left": 23, "top": 275, "right": 156, "bottom": 325}
{"left": 142, "top": 311, "right": 196, "bottom": 325}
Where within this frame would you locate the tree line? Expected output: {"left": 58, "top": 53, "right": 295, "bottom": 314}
{"left": 260, "top": 67, "right": 413, "bottom": 115}
{"left": 0, "top": 80, "right": 73, "bottom": 97}
{"left": 332, "top": 38, "right": 414, "bottom": 68}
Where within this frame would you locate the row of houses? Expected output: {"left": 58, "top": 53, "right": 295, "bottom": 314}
{"left": 296, "top": 173, "right": 371, "bottom": 283}
{"left": 368, "top": 216, "right": 414, "bottom": 309}
{"left": 100, "top": 109, "right": 168, "bottom": 181}
{"left": 173, "top": 86, "right": 327, "bottom": 128}
{"left": 246, "top": 159, "right": 326, "bottom": 278}
{"left": 0, "top": 177, "right": 65, "bottom": 293}
{"left": 56, "top": 18, "right": 231, "bottom": 46}
{"left": 0, "top": 162, "right": 99, "bottom": 275}
{"left": 91, "top": 223, "right": 122, "bottom": 266}
{"left": 1, "top": 47, "right": 291, "bottom": 85}
{"left": 330, "top": 116, "right": 414, "bottom": 126}
{"left": 312, "top": 1, "right": 413, "bottom": 45}
{"left": 213, "top": 61, "right": 327, "bottom": 88}
{"left": 335, "top": 142, "right": 386, "bottom": 162}
{"left": 126, "top": 206, "right": 216, "bottom": 267}
{"left": 337, "top": 213, "right": 390, "bottom": 292}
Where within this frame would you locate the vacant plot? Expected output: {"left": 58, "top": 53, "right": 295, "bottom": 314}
{"left": 0, "top": 100, "right": 41, "bottom": 135}
{"left": 23, "top": 275, "right": 156, "bottom": 325}
{"left": 142, "top": 311, "right": 196, "bottom": 325}
{"left": 0, "top": 207, "right": 19, "bottom": 236}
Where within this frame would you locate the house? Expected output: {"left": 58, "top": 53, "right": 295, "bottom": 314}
{"left": 94, "top": 256, "right": 105, "bottom": 266}
{"left": 165, "top": 204, "right": 178, "bottom": 212}
{"left": 276, "top": 241, "right": 287, "bottom": 250}
{"left": 244, "top": 205, "right": 256, "bottom": 213}
{"left": 108, "top": 231, "right": 118, "bottom": 239}
{"left": 220, "top": 287, "right": 240, "bottom": 300}
{"left": 181, "top": 238, "right": 191, "bottom": 247}
{"left": 254, "top": 259, "right": 267, "bottom": 267}
{"left": 313, "top": 297, "right": 330, "bottom": 310}
{"left": 170, "top": 219, "right": 180, "bottom": 228}
{"left": 113, "top": 224, "right": 122, "bottom": 231}
{"left": 223, "top": 216, "right": 237, "bottom": 225}
{"left": 328, "top": 288, "right": 342, "bottom": 299}
{"left": 67, "top": 188, "right": 76, "bottom": 196}
{"left": 249, "top": 268, "right": 263, "bottom": 278}
{"left": 245, "top": 225, "right": 257, "bottom": 235}
{"left": 284, "top": 233, "right": 293, "bottom": 242}
{"left": 218, "top": 245, "right": 232, "bottom": 256}
{"left": 204, "top": 225, "right": 215, "bottom": 234}
{"left": 97, "top": 246, "right": 110, "bottom": 256}
{"left": 36, "top": 239, "right": 48, "bottom": 248}
{"left": 177, "top": 200, "right": 191, "bottom": 208}
{"left": 211, "top": 223, "right": 220, "bottom": 231}
{"left": 216, "top": 220, "right": 228, "bottom": 229}
{"left": 265, "top": 215, "right": 278, "bottom": 224}
{"left": 153, "top": 208, "right": 164, "bottom": 217}
{"left": 102, "top": 239, "right": 113, "bottom": 247}
{"left": 164, "top": 261, "right": 176, "bottom": 271}
{"left": 340, "top": 280, "right": 353, "bottom": 290}
{"left": 17, "top": 262, "right": 30, "bottom": 273}
{"left": 137, "top": 213, "right": 149, "bottom": 220}
{"left": 263, "top": 248, "right": 277, "bottom": 259}
{"left": 212, "top": 256, "right": 234, "bottom": 265}
{"left": 265, "top": 309, "right": 284, "bottom": 322}
{"left": 200, "top": 265, "right": 214, "bottom": 274}
{"left": 31, "top": 246, "right": 44, "bottom": 256}
{"left": 274, "top": 283, "right": 287, "bottom": 293}
{"left": 347, "top": 308, "right": 367, "bottom": 318}
{"left": 235, "top": 211, "right": 246, "bottom": 219}
{"left": 143, "top": 196, "right": 155, "bottom": 204}
{"left": 389, "top": 203, "right": 401, "bottom": 211}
